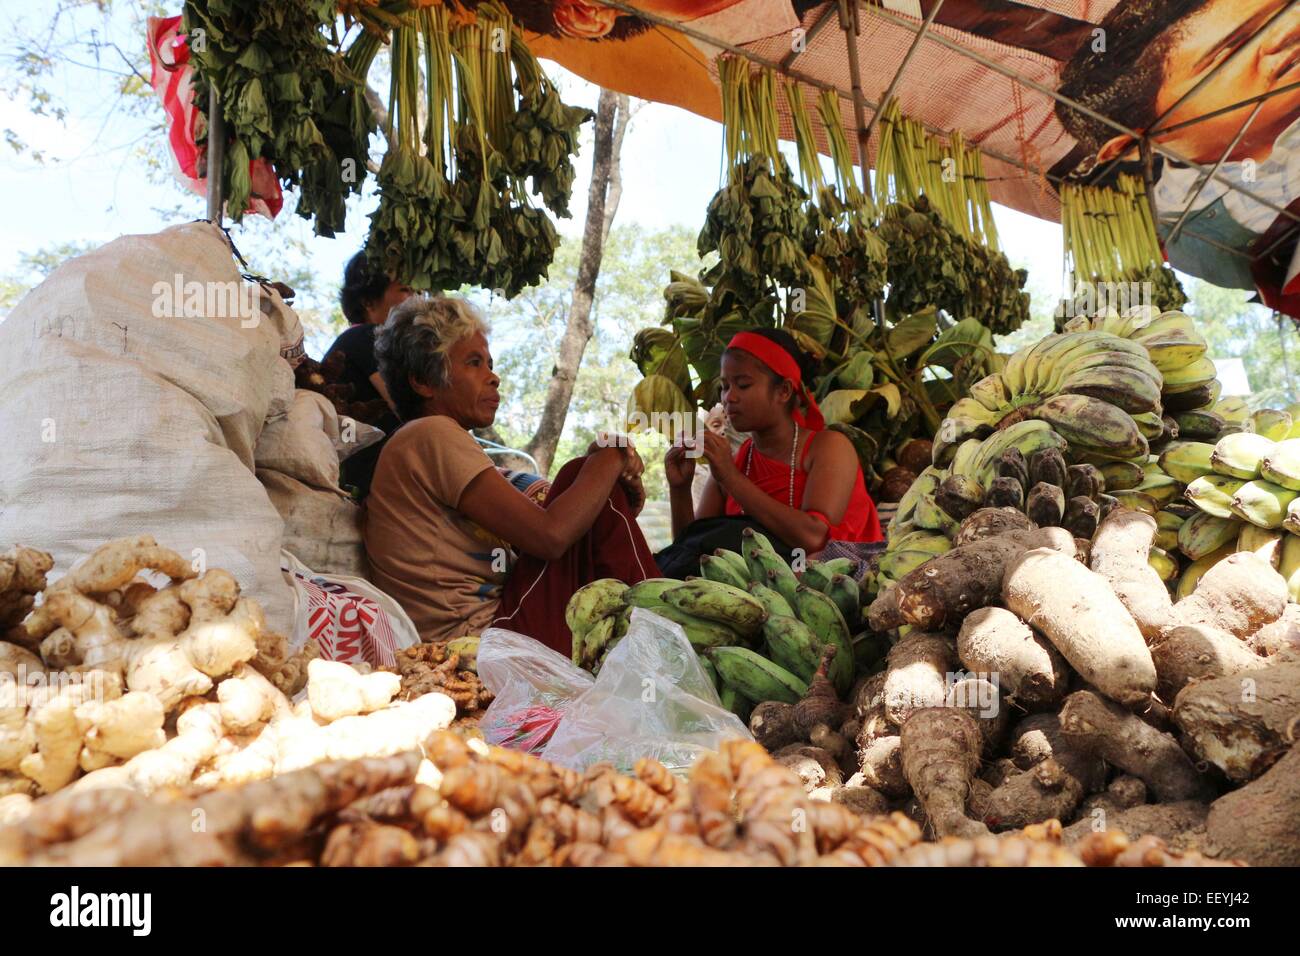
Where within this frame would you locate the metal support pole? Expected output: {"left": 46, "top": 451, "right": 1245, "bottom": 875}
{"left": 838, "top": 0, "right": 872, "bottom": 195}
{"left": 860, "top": 0, "right": 946, "bottom": 149}
{"left": 781, "top": 3, "right": 838, "bottom": 71}
{"left": 1169, "top": 101, "right": 1264, "bottom": 243}
{"left": 865, "top": 1, "right": 1300, "bottom": 229}
{"left": 206, "top": 85, "right": 225, "bottom": 224}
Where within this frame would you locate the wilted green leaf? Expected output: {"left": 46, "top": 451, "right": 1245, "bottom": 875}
{"left": 836, "top": 349, "right": 875, "bottom": 389}
{"left": 627, "top": 374, "right": 695, "bottom": 439}
{"left": 918, "top": 317, "right": 994, "bottom": 369}
{"left": 885, "top": 307, "right": 938, "bottom": 359}
{"left": 629, "top": 328, "right": 693, "bottom": 398}
{"left": 820, "top": 389, "right": 869, "bottom": 425}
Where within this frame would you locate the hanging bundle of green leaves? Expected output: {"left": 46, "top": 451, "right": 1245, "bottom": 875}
{"left": 1061, "top": 173, "right": 1187, "bottom": 316}
{"left": 361, "top": 1, "right": 591, "bottom": 295}
{"left": 874, "top": 100, "right": 1029, "bottom": 334}
{"left": 184, "top": 0, "right": 377, "bottom": 237}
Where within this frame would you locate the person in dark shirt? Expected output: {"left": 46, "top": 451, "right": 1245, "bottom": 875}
{"left": 325, "top": 253, "right": 413, "bottom": 497}
{"left": 325, "top": 252, "right": 414, "bottom": 411}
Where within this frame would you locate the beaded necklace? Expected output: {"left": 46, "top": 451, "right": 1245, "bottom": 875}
{"left": 743, "top": 422, "right": 799, "bottom": 507}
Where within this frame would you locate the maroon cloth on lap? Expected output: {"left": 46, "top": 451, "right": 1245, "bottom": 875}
{"left": 493, "top": 456, "right": 660, "bottom": 656}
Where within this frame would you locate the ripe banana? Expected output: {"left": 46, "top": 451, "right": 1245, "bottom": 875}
{"left": 1160, "top": 356, "right": 1217, "bottom": 393}
{"left": 708, "top": 646, "right": 808, "bottom": 704}
{"left": 1260, "top": 438, "right": 1300, "bottom": 491}
{"left": 933, "top": 404, "right": 996, "bottom": 467}
{"left": 1236, "top": 524, "right": 1284, "bottom": 569}
{"left": 1177, "top": 511, "right": 1242, "bottom": 560}
{"left": 1098, "top": 459, "right": 1145, "bottom": 490}
{"left": 1277, "top": 532, "right": 1300, "bottom": 601}
{"left": 1176, "top": 545, "right": 1233, "bottom": 600}
{"left": 1185, "top": 474, "right": 1247, "bottom": 519}
{"left": 1210, "top": 432, "right": 1276, "bottom": 480}
{"left": 1158, "top": 441, "right": 1215, "bottom": 484}
{"left": 566, "top": 578, "right": 629, "bottom": 645}
{"left": 1230, "top": 479, "right": 1298, "bottom": 529}
{"left": 1250, "top": 408, "right": 1292, "bottom": 440}
{"left": 663, "top": 579, "right": 767, "bottom": 635}
{"left": 1148, "top": 546, "right": 1178, "bottom": 583}
{"left": 1172, "top": 409, "right": 1224, "bottom": 441}
{"left": 968, "top": 373, "right": 1011, "bottom": 413}
{"left": 762, "top": 614, "right": 824, "bottom": 683}
{"left": 1212, "top": 397, "right": 1250, "bottom": 423}
{"left": 1033, "top": 393, "right": 1147, "bottom": 459}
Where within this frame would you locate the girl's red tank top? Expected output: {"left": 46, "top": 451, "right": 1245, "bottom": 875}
{"left": 723, "top": 435, "right": 883, "bottom": 543}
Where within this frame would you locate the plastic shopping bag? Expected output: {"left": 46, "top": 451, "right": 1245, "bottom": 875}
{"left": 477, "top": 628, "right": 595, "bottom": 755}
{"left": 478, "top": 609, "right": 752, "bottom": 771}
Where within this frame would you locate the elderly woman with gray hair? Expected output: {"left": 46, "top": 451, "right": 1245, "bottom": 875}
{"left": 365, "top": 294, "right": 659, "bottom": 654}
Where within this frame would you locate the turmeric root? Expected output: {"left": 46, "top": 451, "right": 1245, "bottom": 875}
{"left": 899, "top": 708, "right": 989, "bottom": 839}
{"left": 321, "top": 820, "right": 420, "bottom": 867}
{"left": 1076, "top": 831, "right": 1240, "bottom": 867}
{"left": 1059, "top": 690, "right": 1212, "bottom": 801}
{"left": 890, "top": 833, "right": 1084, "bottom": 867}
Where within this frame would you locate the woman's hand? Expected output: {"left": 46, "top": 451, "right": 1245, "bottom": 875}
{"left": 699, "top": 430, "right": 740, "bottom": 488}
{"left": 664, "top": 440, "right": 696, "bottom": 489}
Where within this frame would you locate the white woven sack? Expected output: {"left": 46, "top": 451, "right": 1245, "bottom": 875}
{"left": 0, "top": 221, "right": 295, "bottom": 633}
{"left": 258, "top": 468, "right": 366, "bottom": 579}
{"left": 254, "top": 390, "right": 342, "bottom": 491}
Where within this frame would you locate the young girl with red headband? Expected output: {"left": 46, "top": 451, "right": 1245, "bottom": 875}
{"left": 656, "top": 328, "right": 881, "bottom": 577}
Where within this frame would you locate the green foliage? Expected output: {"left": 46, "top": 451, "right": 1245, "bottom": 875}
{"left": 1182, "top": 276, "right": 1299, "bottom": 408}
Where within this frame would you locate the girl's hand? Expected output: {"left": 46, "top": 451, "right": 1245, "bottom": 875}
{"left": 664, "top": 441, "right": 696, "bottom": 489}
{"left": 700, "top": 430, "right": 739, "bottom": 487}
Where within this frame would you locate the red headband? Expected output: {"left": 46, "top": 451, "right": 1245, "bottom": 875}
{"left": 726, "top": 331, "right": 826, "bottom": 431}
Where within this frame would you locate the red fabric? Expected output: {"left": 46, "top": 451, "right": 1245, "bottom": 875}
{"left": 146, "top": 15, "right": 283, "bottom": 219}
{"left": 494, "top": 456, "right": 660, "bottom": 656}
{"left": 726, "top": 332, "right": 826, "bottom": 431}
{"left": 724, "top": 437, "right": 882, "bottom": 543}
{"left": 1251, "top": 195, "right": 1300, "bottom": 319}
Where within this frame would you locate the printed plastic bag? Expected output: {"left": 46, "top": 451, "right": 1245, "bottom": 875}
{"left": 478, "top": 609, "right": 751, "bottom": 771}
{"left": 478, "top": 628, "right": 595, "bottom": 755}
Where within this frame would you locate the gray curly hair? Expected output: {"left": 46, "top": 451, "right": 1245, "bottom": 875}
{"left": 374, "top": 295, "right": 490, "bottom": 421}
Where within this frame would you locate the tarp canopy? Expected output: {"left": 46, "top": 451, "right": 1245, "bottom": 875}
{"left": 509, "top": 0, "right": 1300, "bottom": 313}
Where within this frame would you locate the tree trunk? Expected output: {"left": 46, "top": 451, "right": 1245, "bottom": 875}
{"left": 522, "top": 88, "right": 627, "bottom": 476}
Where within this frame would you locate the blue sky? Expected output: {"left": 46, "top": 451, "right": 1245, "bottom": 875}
{"left": 0, "top": 1, "right": 1064, "bottom": 332}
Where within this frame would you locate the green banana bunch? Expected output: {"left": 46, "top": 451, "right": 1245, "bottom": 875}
{"left": 566, "top": 578, "right": 628, "bottom": 664}
{"left": 623, "top": 577, "right": 682, "bottom": 610}
{"left": 747, "top": 581, "right": 795, "bottom": 618}
{"left": 700, "top": 554, "right": 749, "bottom": 589}
{"left": 708, "top": 646, "right": 808, "bottom": 704}
{"left": 800, "top": 558, "right": 854, "bottom": 593}
{"left": 663, "top": 579, "right": 767, "bottom": 635}
{"left": 762, "top": 614, "right": 824, "bottom": 682}
{"left": 825, "top": 574, "right": 861, "bottom": 630}
{"left": 1211, "top": 432, "right": 1276, "bottom": 480}
{"left": 742, "top": 528, "right": 799, "bottom": 605}
{"left": 793, "top": 585, "right": 853, "bottom": 694}
{"left": 1230, "top": 479, "right": 1299, "bottom": 529}
{"left": 641, "top": 601, "right": 743, "bottom": 650}
{"left": 579, "top": 614, "right": 618, "bottom": 670}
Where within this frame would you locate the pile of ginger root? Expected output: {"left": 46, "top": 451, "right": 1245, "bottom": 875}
{"left": 0, "top": 536, "right": 457, "bottom": 820}
{"left": 751, "top": 506, "right": 1300, "bottom": 867}
{"left": 0, "top": 730, "right": 1233, "bottom": 867}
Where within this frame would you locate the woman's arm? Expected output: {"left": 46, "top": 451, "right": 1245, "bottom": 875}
{"left": 704, "top": 430, "right": 858, "bottom": 554}
{"left": 456, "top": 449, "right": 627, "bottom": 561}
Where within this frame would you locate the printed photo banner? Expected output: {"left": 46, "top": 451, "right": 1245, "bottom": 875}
{"left": 492, "top": 0, "right": 1300, "bottom": 313}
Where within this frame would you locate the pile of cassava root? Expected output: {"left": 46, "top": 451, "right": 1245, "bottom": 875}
{"left": 0, "top": 537, "right": 458, "bottom": 813}
{"left": 760, "top": 504, "right": 1299, "bottom": 866}
{"left": 0, "top": 733, "right": 1232, "bottom": 866}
